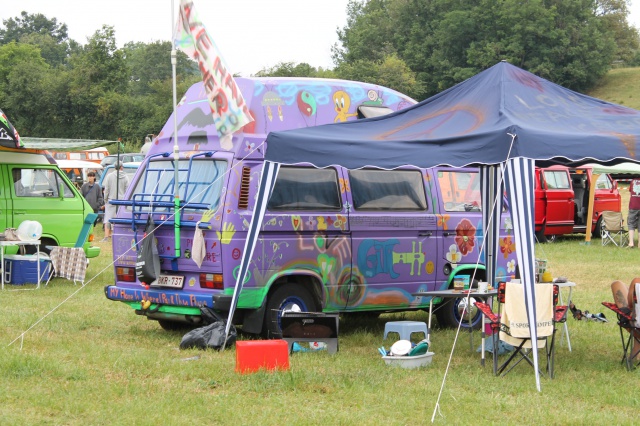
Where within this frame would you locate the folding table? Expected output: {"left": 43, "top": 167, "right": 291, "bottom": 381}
{"left": 412, "top": 288, "right": 497, "bottom": 366}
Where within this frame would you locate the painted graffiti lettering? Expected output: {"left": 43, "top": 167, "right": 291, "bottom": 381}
{"left": 357, "top": 239, "right": 399, "bottom": 279}
{"left": 392, "top": 241, "right": 425, "bottom": 276}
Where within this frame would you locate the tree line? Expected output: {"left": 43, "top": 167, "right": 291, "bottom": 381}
{"left": 1, "top": 1, "right": 639, "bottom": 143}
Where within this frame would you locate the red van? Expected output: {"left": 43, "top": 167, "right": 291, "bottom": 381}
{"left": 535, "top": 166, "right": 621, "bottom": 242}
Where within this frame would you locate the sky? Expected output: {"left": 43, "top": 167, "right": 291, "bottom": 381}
{"left": 1, "top": 0, "right": 639, "bottom": 77}
{"left": 1, "top": 0, "right": 350, "bottom": 76}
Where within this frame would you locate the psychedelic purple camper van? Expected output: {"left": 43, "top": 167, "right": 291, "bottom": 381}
{"left": 104, "top": 77, "right": 517, "bottom": 336}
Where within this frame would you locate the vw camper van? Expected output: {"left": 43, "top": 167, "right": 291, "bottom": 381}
{"left": 535, "top": 165, "right": 621, "bottom": 242}
{"left": 0, "top": 148, "right": 101, "bottom": 257}
{"left": 104, "top": 78, "right": 517, "bottom": 336}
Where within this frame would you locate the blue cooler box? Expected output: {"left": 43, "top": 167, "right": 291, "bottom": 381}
{"left": 3, "top": 254, "right": 52, "bottom": 285}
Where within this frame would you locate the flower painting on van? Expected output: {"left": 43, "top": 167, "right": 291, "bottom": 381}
{"left": 455, "top": 219, "right": 476, "bottom": 255}
{"left": 500, "top": 235, "right": 515, "bottom": 258}
{"left": 446, "top": 244, "right": 462, "bottom": 264}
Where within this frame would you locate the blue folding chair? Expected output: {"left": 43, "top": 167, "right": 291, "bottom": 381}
{"left": 75, "top": 213, "right": 98, "bottom": 248}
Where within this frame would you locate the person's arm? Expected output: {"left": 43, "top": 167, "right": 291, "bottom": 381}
{"left": 96, "top": 183, "right": 104, "bottom": 208}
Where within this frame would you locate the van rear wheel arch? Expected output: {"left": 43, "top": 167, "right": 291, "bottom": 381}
{"left": 261, "top": 276, "right": 322, "bottom": 339}
{"left": 435, "top": 270, "right": 484, "bottom": 329}
{"left": 23, "top": 237, "right": 57, "bottom": 255}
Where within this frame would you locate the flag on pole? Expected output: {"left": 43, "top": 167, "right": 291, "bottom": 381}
{"left": 0, "top": 109, "right": 24, "bottom": 149}
{"left": 174, "top": 0, "right": 253, "bottom": 150}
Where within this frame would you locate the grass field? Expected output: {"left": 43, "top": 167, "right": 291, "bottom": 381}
{"left": 587, "top": 66, "right": 640, "bottom": 110}
{"left": 0, "top": 185, "right": 639, "bottom": 425}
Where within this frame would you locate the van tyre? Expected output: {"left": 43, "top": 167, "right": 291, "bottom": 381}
{"left": 593, "top": 216, "right": 603, "bottom": 238}
{"left": 262, "top": 284, "right": 317, "bottom": 339}
{"left": 435, "top": 296, "right": 482, "bottom": 330}
{"left": 535, "top": 228, "right": 547, "bottom": 243}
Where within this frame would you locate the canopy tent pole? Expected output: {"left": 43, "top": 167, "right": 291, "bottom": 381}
{"left": 222, "top": 161, "right": 280, "bottom": 349}
{"left": 584, "top": 172, "right": 600, "bottom": 244}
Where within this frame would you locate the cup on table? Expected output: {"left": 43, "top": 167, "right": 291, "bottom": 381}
{"left": 478, "top": 281, "right": 489, "bottom": 293}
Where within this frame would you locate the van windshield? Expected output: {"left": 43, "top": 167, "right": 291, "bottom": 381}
{"left": 130, "top": 159, "right": 227, "bottom": 212}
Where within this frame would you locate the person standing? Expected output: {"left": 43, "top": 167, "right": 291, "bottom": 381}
{"left": 628, "top": 177, "right": 640, "bottom": 248}
{"left": 102, "top": 162, "right": 130, "bottom": 241}
{"left": 80, "top": 171, "right": 104, "bottom": 224}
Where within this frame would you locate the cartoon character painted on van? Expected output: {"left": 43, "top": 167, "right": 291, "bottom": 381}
{"left": 104, "top": 77, "right": 517, "bottom": 336}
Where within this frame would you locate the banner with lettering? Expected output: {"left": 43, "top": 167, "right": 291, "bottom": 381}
{"left": 174, "top": 0, "right": 253, "bottom": 150}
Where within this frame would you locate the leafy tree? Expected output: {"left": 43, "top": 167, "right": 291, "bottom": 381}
{"left": 0, "top": 42, "right": 49, "bottom": 133}
{"left": 334, "top": 0, "right": 638, "bottom": 98}
{"left": 0, "top": 11, "right": 68, "bottom": 44}
{"left": 335, "top": 54, "right": 422, "bottom": 99}
{"left": 0, "top": 11, "right": 75, "bottom": 67}
{"left": 595, "top": 0, "right": 640, "bottom": 64}
{"left": 124, "top": 41, "right": 198, "bottom": 96}
{"left": 255, "top": 61, "right": 336, "bottom": 78}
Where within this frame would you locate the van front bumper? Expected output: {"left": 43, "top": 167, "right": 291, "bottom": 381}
{"left": 86, "top": 246, "right": 101, "bottom": 258}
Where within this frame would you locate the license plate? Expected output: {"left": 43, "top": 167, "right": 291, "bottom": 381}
{"left": 153, "top": 274, "right": 184, "bottom": 289}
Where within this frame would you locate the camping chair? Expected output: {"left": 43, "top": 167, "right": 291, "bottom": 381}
{"left": 601, "top": 211, "right": 628, "bottom": 247}
{"left": 475, "top": 282, "right": 567, "bottom": 377}
{"left": 602, "top": 282, "right": 640, "bottom": 370}
{"left": 44, "top": 213, "right": 96, "bottom": 286}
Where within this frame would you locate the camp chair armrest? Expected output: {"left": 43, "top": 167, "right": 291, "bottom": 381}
{"left": 554, "top": 306, "right": 568, "bottom": 323}
{"left": 602, "top": 301, "right": 632, "bottom": 321}
{"left": 474, "top": 301, "right": 501, "bottom": 330}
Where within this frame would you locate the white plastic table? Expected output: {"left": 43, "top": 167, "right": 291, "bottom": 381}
{"left": 412, "top": 288, "right": 497, "bottom": 366}
{"left": 0, "top": 240, "right": 41, "bottom": 290}
{"left": 554, "top": 280, "right": 576, "bottom": 352}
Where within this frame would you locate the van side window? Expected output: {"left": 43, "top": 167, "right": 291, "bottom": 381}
{"left": 349, "top": 169, "right": 427, "bottom": 211}
{"left": 438, "top": 170, "right": 481, "bottom": 212}
{"left": 268, "top": 167, "right": 341, "bottom": 211}
{"left": 596, "top": 174, "right": 611, "bottom": 190}
{"left": 12, "top": 168, "right": 74, "bottom": 198}
{"left": 543, "top": 171, "right": 570, "bottom": 189}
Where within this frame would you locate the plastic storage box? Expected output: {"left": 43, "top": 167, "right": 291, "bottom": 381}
{"left": 235, "top": 340, "right": 290, "bottom": 373}
{"left": 3, "top": 254, "right": 51, "bottom": 285}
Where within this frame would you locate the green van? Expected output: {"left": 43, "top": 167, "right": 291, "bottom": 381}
{"left": 1, "top": 148, "right": 101, "bottom": 258}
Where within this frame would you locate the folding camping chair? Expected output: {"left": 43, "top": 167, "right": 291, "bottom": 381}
{"left": 601, "top": 211, "right": 628, "bottom": 247}
{"left": 44, "top": 213, "right": 95, "bottom": 286}
{"left": 476, "top": 282, "right": 566, "bottom": 378}
{"left": 602, "top": 282, "right": 640, "bottom": 370}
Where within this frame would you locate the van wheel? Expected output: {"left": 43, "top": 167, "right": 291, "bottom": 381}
{"left": 23, "top": 241, "right": 54, "bottom": 256}
{"left": 262, "top": 284, "right": 317, "bottom": 339}
{"left": 593, "top": 216, "right": 603, "bottom": 238}
{"left": 435, "top": 296, "right": 482, "bottom": 330}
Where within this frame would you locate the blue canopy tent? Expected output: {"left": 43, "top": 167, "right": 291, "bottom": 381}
{"left": 228, "top": 61, "right": 640, "bottom": 390}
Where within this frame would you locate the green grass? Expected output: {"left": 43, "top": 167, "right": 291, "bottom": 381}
{"left": 587, "top": 67, "right": 640, "bottom": 110}
{"left": 2, "top": 216, "right": 640, "bottom": 425}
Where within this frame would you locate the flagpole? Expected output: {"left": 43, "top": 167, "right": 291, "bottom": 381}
{"left": 171, "top": 0, "right": 181, "bottom": 258}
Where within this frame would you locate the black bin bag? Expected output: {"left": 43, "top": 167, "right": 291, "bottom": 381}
{"left": 180, "top": 320, "right": 237, "bottom": 351}
{"left": 136, "top": 215, "right": 161, "bottom": 285}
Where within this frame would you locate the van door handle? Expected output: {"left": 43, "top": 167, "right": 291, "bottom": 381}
{"left": 14, "top": 211, "right": 26, "bottom": 215}
{"left": 419, "top": 231, "right": 433, "bottom": 237}
{"left": 443, "top": 231, "right": 455, "bottom": 237}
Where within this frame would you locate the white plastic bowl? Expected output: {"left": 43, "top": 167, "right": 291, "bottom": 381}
{"left": 382, "top": 352, "right": 434, "bottom": 369}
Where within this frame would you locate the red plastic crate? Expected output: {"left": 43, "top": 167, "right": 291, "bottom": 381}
{"left": 235, "top": 340, "right": 290, "bottom": 374}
